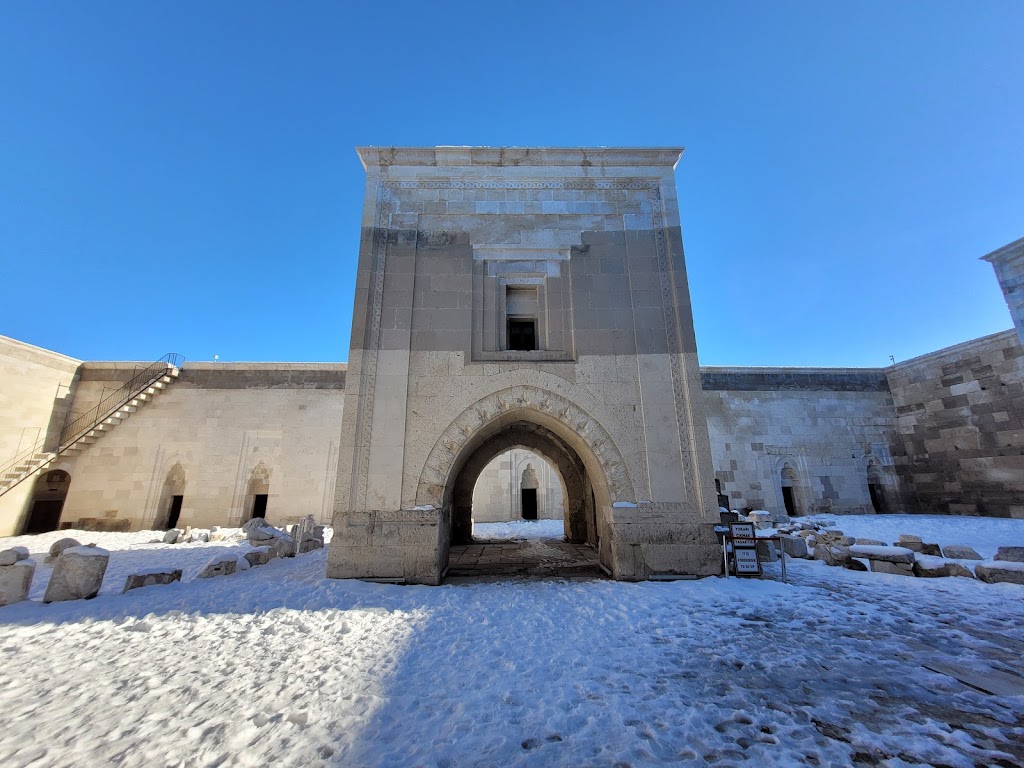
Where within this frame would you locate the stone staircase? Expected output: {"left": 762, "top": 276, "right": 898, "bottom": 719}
{"left": 0, "top": 355, "right": 182, "bottom": 498}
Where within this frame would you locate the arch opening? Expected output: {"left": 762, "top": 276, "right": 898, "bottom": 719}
{"left": 471, "top": 449, "right": 566, "bottom": 528}
{"left": 780, "top": 462, "right": 801, "bottom": 517}
{"left": 23, "top": 470, "right": 71, "bottom": 534}
{"left": 244, "top": 462, "right": 271, "bottom": 524}
{"left": 154, "top": 463, "right": 186, "bottom": 530}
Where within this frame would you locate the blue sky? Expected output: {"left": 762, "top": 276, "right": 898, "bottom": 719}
{"left": 1, "top": 1, "right": 1021, "bottom": 367}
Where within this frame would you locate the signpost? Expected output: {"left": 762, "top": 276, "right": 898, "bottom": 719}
{"left": 729, "top": 522, "right": 761, "bottom": 577}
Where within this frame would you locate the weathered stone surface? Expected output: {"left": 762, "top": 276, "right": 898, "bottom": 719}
{"left": 854, "top": 538, "right": 886, "bottom": 546}
{"left": 897, "top": 540, "right": 942, "bottom": 556}
{"left": 912, "top": 558, "right": 974, "bottom": 578}
{"left": 0, "top": 560, "right": 35, "bottom": 606}
{"left": 843, "top": 560, "right": 868, "bottom": 572}
{"left": 994, "top": 546, "right": 1024, "bottom": 563}
{"left": 244, "top": 547, "right": 276, "bottom": 567}
{"left": 298, "top": 539, "right": 323, "bottom": 554}
{"left": 869, "top": 560, "right": 914, "bottom": 576}
{"left": 813, "top": 543, "right": 850, "bottom": 567}
{"left": 0, "top": 547, "right": 29, "bottom": 566}
{"left": 897, "top": 534, "right": 922, "bottom": 544}
{"left": 940, "top": 545, "right": 982, "bottom": 560}
{"left": 162, "top": 529, "right": 183, "bottom": 544}
{"left": 780, "top": 535, "right": 809, "bottom": 559}
{"left": 46, "top": 537, "right": 81, "bottom": 564}
{"left": 123, "top": 569, "right": 183, "bottom": 592}
{"left": 196, "top": 556, "right": 237, "bottom": 578}
{"left": 849, "top": 545, "right": 915, "bottom": 564}
{"left": 975, "top": 562, "right": 1024, "bottom": 585}
{"left": 43, "top": 546, "right": 109, "bottom": 602}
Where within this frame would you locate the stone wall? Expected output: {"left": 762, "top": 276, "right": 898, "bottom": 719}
{"left": 982, "top": 237, "right": 1024, "bottom": 346}
{"left": 54, "top": 362, "right": 346, "bottom": 531}
{"left": 702, "top": 368, "right": 911, "bottom": 517}
{"left": 472, "top": 449, "right": 565, "bottom": 522}
{"left": 0, "top": 336, "right": 81, "bottom": 535}
{"left": 886, "top": 330, "right": 1024, "bottom": 518}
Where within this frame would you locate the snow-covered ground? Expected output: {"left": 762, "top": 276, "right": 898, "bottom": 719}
{"left": 1, "top": 517, "right": 1023, "bottom": 767}
{"left": 474, "top": 519, "right": 565, "bottom": 540}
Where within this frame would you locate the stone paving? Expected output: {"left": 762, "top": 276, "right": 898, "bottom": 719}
{"left": 446, "top": 537, "right": 603, "bottom": 579}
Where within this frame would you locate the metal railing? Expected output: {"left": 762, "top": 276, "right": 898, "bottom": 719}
{"left": 0, "top": 352, "right": 183, "bottom": 496}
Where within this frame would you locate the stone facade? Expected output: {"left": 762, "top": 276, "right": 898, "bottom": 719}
{"left": 472, "top": 449, "right": 565, "bottom": 523}
{"left": 328, "top": 147, "right": 723, "bottom": 584}
{"left": 887, "top": 330, "right": 1024, "bottom": 518}
{"left": 982, "top": 237, "right": 1024, "bottom": 346}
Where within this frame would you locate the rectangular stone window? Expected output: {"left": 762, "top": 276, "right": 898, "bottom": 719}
{"left": 504, "top": 286, "right": 540, "bottom": 351}
{"left": 507, "top": 318, "right": 537, "bottom": 351}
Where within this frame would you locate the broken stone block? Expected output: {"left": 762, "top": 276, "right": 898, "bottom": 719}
{"left": 848, "top": 545, "right": 915, "bottom": 564}
{"left": 123, "top": 569, "right": 183, "bottom": 593}
{"left": 196, "top": 556, "right": 237, "bottom": 578}
{"left": 897, "top": 540, "right": 942, "bottom": 556}
{"left": 244, "top": 547, "right": 276, "bottom": 567}
{"left": 780, "top": 535, "right": 809, "bottom": 559}
{"left": 43, "top": 546, "right": 109, "bottom": 602}
{"left": 843, "top": 560, "right": 868, "bottom": 572}
{"left": 813, "top": 543, "right": 850, "bottom": 567}
{"left": 975, "top": 562, "right": 1024, "bottom": 585}
{"left": 994, "top": 547, "right": 1024, "bottom": 563}
{"left": 854, "top": 538, "right": 886, "bottom": 546}
{"left": 45, "top": 537, "right": 81, "bottom": 564}
{"left": 162, "top": 529, "right": 183, "bottom": 544}
{"left": 0, "top": 547, "right": 29, "bottom": 566}
{"left": 298, "top": 539, "right": 324, "bottom": 554}
{"left": 912, "top": 557, "right": 974, "bottom": 578}
{"left": 897, "top": 534, "right": 922, "bottom": 544}
{"left": 0, "top": 559, "right": 35, "bottom": 606}
{"left": 869, "top": 560, "right": 914, "bottom": 576}
{"left": 271, "top": 536, "right": 296, "bottom": 558}
{"left": 940, "top": 545, "right": 982, "bottom": 560}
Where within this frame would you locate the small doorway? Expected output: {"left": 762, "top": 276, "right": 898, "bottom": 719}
{"left": 867, "top": 461, "right": 887, "bottom": 513}
{"left": 521, "top": 489, "right": 538, "bottom": 520}
{"left": 167, "top": 495, "right": 184, "bottom": 529}
{"left": 781, "top": 486, "right": 796, "bottom": 516}
{"left": 252, "top": 494, "right": 269, "bottom": 519}
{"left": 23, "top": 470, "right": 71, "bottom": 534}
{"left": 780, "top": 463, "right": 800, "bottom": 517}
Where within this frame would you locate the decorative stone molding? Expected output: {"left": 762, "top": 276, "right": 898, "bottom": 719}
{"left": 415, "top": 385, "right": 633, "bottom": 508}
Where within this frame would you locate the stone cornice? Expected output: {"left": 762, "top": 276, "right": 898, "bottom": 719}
{"left": 356, "top": 146, "right": 684, "bottom": 170}
{"left": 980, "top": 236, "right": 1024, "bottom": 264}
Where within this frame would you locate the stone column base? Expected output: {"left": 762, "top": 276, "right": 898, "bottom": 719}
{"left": 327, "top": 507, "right": 448, "bottom": 585}
{"left": 603, "top": 505, "right": 721, "bottom": 580}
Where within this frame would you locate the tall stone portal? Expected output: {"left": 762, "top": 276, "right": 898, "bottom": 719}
{"left": 328, "top": 147, "right": 721, "bottom": 584}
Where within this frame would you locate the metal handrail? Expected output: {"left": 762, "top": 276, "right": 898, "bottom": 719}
{"left": 0, "top": 352, "right": 183, "bottom": 494}
{"left": 59, "top": 353, "right": 184, "bottom": 446}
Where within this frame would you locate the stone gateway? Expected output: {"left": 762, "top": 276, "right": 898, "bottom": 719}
{"left": 327, "top": 148, "right": 722, "bottom": 584}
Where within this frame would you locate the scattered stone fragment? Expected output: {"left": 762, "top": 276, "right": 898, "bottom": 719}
{"left": 940, "top": 545, "right": 982, "bottom": 560}
{"left": 244, "top": 547, "right": 277, "bottom": 567}
{"left": 780, "top": 535, "right": 809, "bottom": 559}
{"left": 994, "top": 547, "right": 1024, "bottom": 563}
{"left": 848, "top": 545, "right": 915, "bottom": 564}
{"left": 0, "top": 547, "right": 29, "bottom": 566}
{"left": 43, "top": 546, "right": 109, "bottom": 602}
{"left": 813, "top": 543, "right": 850, "bottom": 567}
{"left": 896, "top": 540, "right": 942, "bottom": 556}
{"left": 45, "top": 537, "right": 81, "bottom": 564}
{"left": 898, "top": 534, "right": 922, "bottom": 544}
{"left": 123, "top": 569, "right": 183, "bottom": 593}
{"left": 912, "top": 557, "right": 974, "bottom": 579}
{"left": 854, "top": 539, "right": 886, "bottom": 546}
{"left": 162, "top": 529, "right": 183, "bottom": 544}
{"left": 843, "top": 560, "right": 868, "bottom": 572}
{"left": 0, "top": 559, "right": 35, "bottom": 606}
{"left": 869, "top": 560, "right": 915, "bottom": 577}
{"left": 755, "top": 540, "right": 778, "bottom": 561}
{"left": 975, "top": 562, "right": 1024, "bottom": 585}
{"left": 196, "top": 556, "right": 237, "bottom": 578}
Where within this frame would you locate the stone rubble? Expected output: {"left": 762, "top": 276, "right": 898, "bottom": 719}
{"left": 196, "top": 556, "right": 238, "bottom": 579}
{"left": 123, "top": 569, "right": 183, "bottom": 593}
{"left": 0, "top": 547, "right": 35, "bottom": 606}
{"left": 994, "top": 546, "right": 1024, "bottom": 563}
{"left": 45, "top": 537, "right": 81, "bottom": 564}
{"left": 43, "top": 545, "right": 109, "bottom": 602}
{"left": 940, "top": 544, "right": 983, "bottom": 560}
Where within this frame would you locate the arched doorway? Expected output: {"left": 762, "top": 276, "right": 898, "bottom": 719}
{"left": 154, "top": 463, "right": 187, "bottom": 530}
{"left": 780, "top": 463, "right": 800, "bottom": 517}
{"left": 244, "top": 463, "right": 271, "bottom": 523}
{"left": 23, "top": 470, "right": 71, "bottom": 534}
{"left": 519, "top": 463, "right": 540, "bottom": 520}
{"left": 867, "top": 461, "right": 887, "bottom": 513}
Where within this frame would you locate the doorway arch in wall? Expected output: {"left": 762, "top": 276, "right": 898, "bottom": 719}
{"left": 154, "top": 462, "right": 187, "bottom": 530}
{"left": 22, "top": 469, "right": 72, "bottom": 534}
{"left": 779, "top": 462, "right": 802, "bottom": 517}
{"left": 417, "top": 386, "right": 633, "bottom": 570}
{"left": 243, "top": 462, "right": 271, "bottom": 524}
{"left": 866, "top": 460, "right": 888, "bottom": 513}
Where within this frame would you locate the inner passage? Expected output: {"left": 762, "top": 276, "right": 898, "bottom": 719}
{"left": 471, "top": 449, "right": 565, "bottom": 531}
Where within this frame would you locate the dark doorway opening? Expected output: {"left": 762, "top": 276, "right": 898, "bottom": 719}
{"left": 167, "top": 495, "right": 184, "bottom": 529}
{"left": 508, "top": 319, "right": 537, "bottom": 351}
{"left": 868, "top": 483, "right": 886, "bottom": 513}
{"left": 25, "top": 500, "right": 64, "bottom": 534}
{"left": 521, "top": 488, "right": 538, "bottom": 520}
{"left": 781, "top": 486, "right": 796, "bottom": 516}
{"left": 252, "top": 494, "right": 269, "bottom": 519}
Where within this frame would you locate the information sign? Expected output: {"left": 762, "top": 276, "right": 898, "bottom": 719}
{"left": 729, "top": 522, "right": 755, "bottom": 542}
{"left": 734, "top": 547, "right": 761, "bottom": 576}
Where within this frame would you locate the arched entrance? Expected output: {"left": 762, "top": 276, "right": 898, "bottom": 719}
{"left": 780, "top": 463, "right": 800, "bottom": 517}
{"left": 244, "top": 462, "right": 271, "bottom": 523}
{"left": 23, "top": 469, "right": 71, "bottom": 534}
{"left": 867, "top": 460, "right": 888, "bottom": 513}
{"left": 154, "top": 463, "right": 186, "bottom": 530}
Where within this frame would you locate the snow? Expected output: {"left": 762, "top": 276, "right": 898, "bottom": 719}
{"left": 981, "top": 559, "right": 1024, "bottom": 572}
{"left": 474, "top": 519, "right": 565, "bottom": 540}
{"left": 61, "top": 545, "right": 109, "bottom": 558}
{"left": 0, "top": 518, "right": 1022, "bottom": 766}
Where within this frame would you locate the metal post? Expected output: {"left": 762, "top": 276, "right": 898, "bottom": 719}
{"left": 779, "top": 538, "right": 787, "bottom": 583}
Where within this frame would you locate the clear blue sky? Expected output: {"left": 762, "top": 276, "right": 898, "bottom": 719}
{"left": 1, "top": 1, "right": 1021, "bottom": 367}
